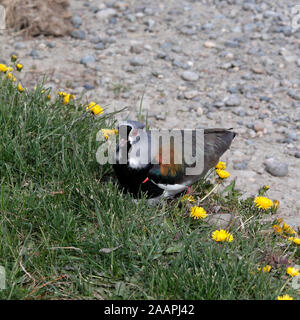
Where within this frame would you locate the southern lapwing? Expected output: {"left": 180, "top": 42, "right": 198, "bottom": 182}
{"left": 113, "top": 120, "right": 236, "bottom": 204}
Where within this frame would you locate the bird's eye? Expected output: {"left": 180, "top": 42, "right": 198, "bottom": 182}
{"left": 131, "top": 129, "right": 138, "bottom": 137}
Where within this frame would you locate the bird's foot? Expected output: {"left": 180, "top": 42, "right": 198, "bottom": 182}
{"left": 186, "top": 186, "right": 192, "bottom": 194}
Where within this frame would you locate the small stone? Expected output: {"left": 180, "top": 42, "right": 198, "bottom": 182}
{"left": 287, "top": 131, "right": 298, "bottom": 141}
{"left": 14, "top": 42, "right": 27, "bottom": 50}
{"left": 72, "top": 15, "right": 83, "bottom": 28}
{"left": 224, "top": 95, "right": 241, "bottom": 107}
{"left": 83, "top": 83, "right": 95, "bottom": 90}
{"left": 207, "top": 214, "right": 232, "bottom": 229}
{"left": 95, "top": 42, "right": 105, "bottom": 50}
{"left": 130, "top": 43, "right": 143, "bottom": 54}
{"left": 129, "top": 56, "right": 146, "bottom": 66}
{"left": 46, "top": 42, "right": 56, "bottom": 48}
{"left": 90, "top": 36, "right": 102, "bottom": 44}
{"left": 80, "top": 55, "right": 95, "bottom": 65}
{"left": 295, "top": 152, "right": 300, "bottom": 159}
{"left": 184, "top": 90, "right": 199, "bottom": 100}
{"left": 96, "top": 8, "right": 117, "bottom": 20}
{"left": 181, "top": 71, "right": 199, "bottom": 82}
{"left": 70, "top": 30, "right": 86, "bottom": 40}
{"left": 253, "top": 121, "right": 264, "bottom": 132}
{"left": 287, "top": 90, "right": 300, "bottom": 101}
{"left": 204, "top": 41, "right": 217, "bottom": 48}
{"left": 264, "top": 159, "right": 288, "bottom": 177}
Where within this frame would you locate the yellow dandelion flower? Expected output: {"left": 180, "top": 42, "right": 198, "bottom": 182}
{"left": 272, "top": 224, "right": 283, "bottom": 235}
{"left": 63, "top": 94, "right": 70, "bottom": 105}
{"left": 0, "top": 64, "right": 9, "bottom": 73}
{"left": 286, "top": 267, "right": 300, "bottom": 277}
{"left": 6, "top": 73, "right": 13, "bottom": 80}
{"left": 216, "top": 161, "right": 226, "bottom": 170}
{"left": 257, "top": 265, "right": 272, "bottom": 273}
{"left": 288, "top": 237, "right": 300, "bottom": 245}
{"left": 58, "top": 91, "right": 75, "bottom": 105}
{"left": 263, "top": 185, "right": 270, "bottom": 190}
{"left": 17, "top": 83, "right": 25, "bottom": 93}
{"left": 254, "top": 196, "right": 273, "bottom": 210}
{"left": 181, "top": 194, "right": 195, "bottom": 203}
{"left": 101, "top": 129, "right": 118, "bottom": 140}
{"left": 216, "top": 169, "right": 230, "bottom": 179}
{"left": 86, "top": 101, "right": 104, "bottom": 115}
{"left": 190, "top": 206, "right": 207, "bottom": 220}
{"left": 212, "top": 229, "right": 233, "bottom": 242}
{"left": 282, "top": 223, "right": 297, "bottom": 235}
{"left": 11, "top": 54, "right": 18, "bottom": 62}
{"left": 16, "top": 63, "right": 23, "bottom": 71}
{"left": 277, "top": 294, "right": 294, "bottom": 300}
{"left": 273, "top": 200, "right": 280, "bottom": 209}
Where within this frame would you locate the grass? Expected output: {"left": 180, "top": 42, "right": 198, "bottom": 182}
{"left": 0, "top": 65, "right": 299, "bottom": 300}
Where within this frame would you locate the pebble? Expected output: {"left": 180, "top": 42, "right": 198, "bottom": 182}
{"left": 80, "top": 55, "right": 95, "bottom": 65}
{"left": 181, "top": 71, "right": 199, "bottom": 82}
{"left": 29, "top": 49, "right": 39, "bottom": 59}
{"left": 224, "top": 95, "right": 241, "bottom": 107}
{"left": 95, "top": 42, "right": 105, "bottom": 50}
{"left": 184, "top": 90, "right": 199, "bottom": 100}
{"left": 129, "top": 56, "right": 146, "bottom": 66}
{"left": 287, "top": 90, "right": 300, "bottom": 101}
{"left": 96, "top": 8, "right": 117, "bottom": 20}
{"left": 204, "top": 41, "right": 217, "bottom": 48}
{"left": 72, "top": 15, "right": 83, "bottom": 29}
{"left": 14, "top": 42, "right": 27, "bottom": 50}
{"left": 70, "top": 30, "right": 86, "bottom": 40}
{"left": 264, "top": 159, "right": 288, "bottom": 177}
{"left": 207, "top": 214, "right": 232, "bottom": 229}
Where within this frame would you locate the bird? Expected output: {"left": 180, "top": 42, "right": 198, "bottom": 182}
{"left": 113, "top": 120, "right": 236, "bottom": 204}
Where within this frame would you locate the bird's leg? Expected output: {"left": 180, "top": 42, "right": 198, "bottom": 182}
{"left": 186, "top": 186, "right": 192, "bottom": 194}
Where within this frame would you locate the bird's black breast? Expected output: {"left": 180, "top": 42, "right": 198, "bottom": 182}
{"left": 112, "top": 163, "right": 163, "bottom": 199}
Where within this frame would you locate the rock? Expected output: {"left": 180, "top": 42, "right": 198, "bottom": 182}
{"left": 90, "top": 36, "right": 102, "bottom": 44}
{"left": 80, "top": 55, "right": 95, "bottom": 65}
{"left": 83, "top": 83, "right": 95, "bottom": 90}
{"left": 295, "top": 152, "right": 300, "bottom": 159}
{"left": 253, "top": 121, "right": 265, "bottom": 132}
{"left": 129, "top": 56, "right": 146, "bottom": 66}
{"left": 204, "top": 41, "right": 217, "bottom": 48}
{"left": 184, "top": 90, "right": 199, "bottom": 100}
{"left": 207, "top": 214, "right": 232, "bottom": 229}
{"left": 181, "top": 71, "right": 199, "bottom": 82}
{"left": 14, "top": 42, "right": 27, "bottom": 50}
{"left": 172, "top": 59, "right": 189, "bottom": 70}
{"left": 264, "top": 159, "right": 288, "bottom": 177}
{"left": 95, "top": 42, "right": 105, "bottom": 50}
{"left": 96, "top": 8, "right": 117, "bottom": 20}
{"left": 287, "top": 131, "right": 298, "bottom": 141}
{"left": 29, "top": 49, "right": 39, "bottom": 59}
{"left": 287, "top": 90, "right": 300, "bottom": 101}
{"left": 46, "top": 42, "right": 56, "bottom": 48}
{"left": 224, "top": 95, "right": 241, "bottom": 107}
{"left": 70, "top": 30, "right": 86, "bottom": 40}
{"left": 72, "top": 15, "right": 83, "bottom": 28}
{"left": 130, "top": 42, "right": 143, "bottom": 54}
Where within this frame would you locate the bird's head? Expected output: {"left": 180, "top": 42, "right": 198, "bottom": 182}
{"left": 115, "top": 120, "right": 150, "bottom": 169}
{"left": 117, "top": 120, "right": 145, "bottom": 147}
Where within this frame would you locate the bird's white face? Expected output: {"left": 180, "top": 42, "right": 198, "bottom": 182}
{"left": 127, "top": 128, "right": 149, "bottom": 169}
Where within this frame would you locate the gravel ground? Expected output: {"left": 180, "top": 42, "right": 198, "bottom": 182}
{"left": 0, "top": 0, "right": 299, "bottom": 227}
